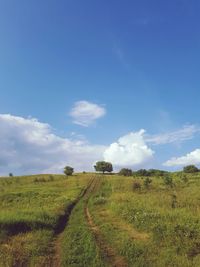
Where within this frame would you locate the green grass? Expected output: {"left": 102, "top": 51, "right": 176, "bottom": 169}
{"left": 61, "top": 199, "right": 106, "bottom": 267}
{"left": 0, "top": 174, "right": 91, "bottom": 265}
{"left": 89, "top": 174, "right": 200, "bottom": 267}
{"left": 1, "top": 172, "right": 200, "bottom": 266}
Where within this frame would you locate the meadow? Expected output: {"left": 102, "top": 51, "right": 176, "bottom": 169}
{"left": 0, "top": 172, "right": 200, "bottom": 266}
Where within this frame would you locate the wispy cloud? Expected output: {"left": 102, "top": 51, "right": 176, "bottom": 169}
{"left": 146, "top": 125, "right": 200, "bottom": 145}
{"left": 163, "top": 149, "right": 200, "bottom": 167}
{"left": 69, "top": 101, "right": 106, "bottom": 127}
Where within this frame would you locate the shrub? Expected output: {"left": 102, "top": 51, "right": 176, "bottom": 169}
{"left": 163, "top": 175, "right": 173, "bottom": 188}
{"left": 136, "top": 169, "right": 150, "bottom": 177}
{"left": 183, "top": 165, "right": 199, "bottom": 173}
{"left": 132, "top": 181, "right": 141, "bottom": 191}
{"left": 119, "top": 168, "right": 132, "bottom": 176}
{"left": 49, "top": 175, "right": 54, "bottom": 181}
{"left": 171, "top": 194, "right": 177, "bottom": 208}
{"left": 148, "top": 169, "right": 166, "bottom": 177}
{"left": 180, "top": 174, "right": 188, "bottom": 183}
{"left": 143, "top": 177, "right": 152, "bottom": 189}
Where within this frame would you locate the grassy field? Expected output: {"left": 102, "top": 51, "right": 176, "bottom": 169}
{"left": 0, "top": 172, "right": 200, "bottom": 266}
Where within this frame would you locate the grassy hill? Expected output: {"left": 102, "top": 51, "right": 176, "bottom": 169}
{"left": 0, "top": 172, "right": 200, "bottom": 266}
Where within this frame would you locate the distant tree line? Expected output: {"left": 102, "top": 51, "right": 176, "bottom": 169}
{"left": 62, "top": 163, "right": 200, "bottom": 177}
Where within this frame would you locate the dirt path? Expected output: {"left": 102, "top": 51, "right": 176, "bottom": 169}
{"left": 50, "top": 176, "right": 128, "bottom": 267}
{"left": 51, "top": 177, "right": 96, "bottom": 267}
{"left": 84, "top": 177, "right": 128, "bottom": 267}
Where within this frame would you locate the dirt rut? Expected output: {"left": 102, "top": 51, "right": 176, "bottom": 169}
{"left": 84, "top": 177, "right": 128, "bottom": 267}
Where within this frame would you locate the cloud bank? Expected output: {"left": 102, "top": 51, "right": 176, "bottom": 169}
{"left": 0, "top": 114, "right": 105, "bottom": 175}
{"left": 69, "top": 101, "right": 106, "bottom": 127}
{"left": 163, "top": 149, "right": 200, "bottom": 167}
{"left": 1, "top": 113, "right": 200, "bottom": 175}
{"left": 104, "top": 130, "right": 154, "bottom": 167}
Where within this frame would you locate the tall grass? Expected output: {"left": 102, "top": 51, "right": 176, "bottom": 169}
{"left": 89, "top": 174, "right": 200, "bottom": 267}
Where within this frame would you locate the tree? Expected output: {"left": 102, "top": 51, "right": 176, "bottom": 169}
{"left": 148, "top": 169, "right": 166, "bottom": 177}
{"left": 183, "top": 165, "right": 199, "bottom": 173}
{"left": 136, "top": 169, "right": 150, "bottom": 177}
{"left": 9, "top": 173, "right": 13, "bottom": 177}
{"left": 119, "top": 168, "right": 132, "bottom": 176}
{"left": 94, "top": 161, "right": 113, "bottom": 174}
{"left": 64, "top": 166, "right": 74, "bottom": 176}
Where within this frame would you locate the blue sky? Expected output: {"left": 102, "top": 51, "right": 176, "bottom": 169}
{"left": 0, "top": 0, "right": 200, "bottom": 174}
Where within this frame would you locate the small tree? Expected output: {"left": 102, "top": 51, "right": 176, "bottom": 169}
{"left": 64, "top": 166, "right": 74, "bottom": 176}
{"left": 119, "top": 168, "right": 132, "bottom": 176}
{"left": 183, "top": 165, "right": 199, "bottom": 173}
{"left": 9, "top": 173, "right": 13, "bottom": 177}
{"left": 163, "top": 175, "right": 173, "bottom": 188}
{"left": 94, "top": 161, "right": 113, "bottom": 174}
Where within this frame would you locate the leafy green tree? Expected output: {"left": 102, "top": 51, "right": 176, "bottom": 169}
{"left": 64, "top": 166, "right": 74, "bottom": 176}
{"left": 183, "top": 165, "right": 199, "bottom": 173}
{"left": 148, "top": 169, "right": 166, "bottom": 177}
{"left": 9, "top": 173, "right": 13, "bottom": 177}
{"left": 119, "top": 168, "right": 132, "bottom": 176}
{"left": 94, "top": 161, "right": 113, "bottom": 174}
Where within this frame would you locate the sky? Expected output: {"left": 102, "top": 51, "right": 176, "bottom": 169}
{"left": 0, "top": 0, "right": 200, "bottom": 175}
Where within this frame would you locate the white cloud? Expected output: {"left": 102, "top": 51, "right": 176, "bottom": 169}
{"left": 1, "top": 114, "right": 199, "bottom": 175}
{"left": 69, "top": 101, "right": 106, "bottom": 127}
{"left": 103, "top": 130, "right": 154, "bottom": 167}
{"left": 163, "top": 149, "right": 200, "bottom": 167}
{"left": 0, "top": 114, "right": 106, "bottom": 176}
{"left": 146, "top": 125, "right": 200, "bottom": 145}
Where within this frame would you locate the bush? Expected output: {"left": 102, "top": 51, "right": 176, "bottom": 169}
{"left": 132, "top": 181, "right": 141, "bottom": 191}
{"left": 163, "top": 175, "right": 173, "bottom": 188}
{"left": 143, "top": 177, "right": 152, "bottom": 189}
{"left": 136, "top": 169, "right": 150, "bottom": 177}
{"left": 183, "top": 165, "right": 199, "bottom": 173}
{"left": 180, "top": 173, "right": 188, "bottom": 183}
{"left": 148, "top": 169, "right": 166, "bottom": 177}
{"left": 48, "top": 175, "right": 54, "bottom": 181}
{"left": 171, "top": 194, "right": 177, "bottom": 208}
{"left": 119, "top": 168, "right": 132, "bottom": 176}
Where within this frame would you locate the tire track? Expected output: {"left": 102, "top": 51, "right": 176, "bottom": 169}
{"left": 50, "top": 177, "right": 96, "bottom": 267}
{"left": 84, "top": 177, "right": 128, "bottom": 267}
